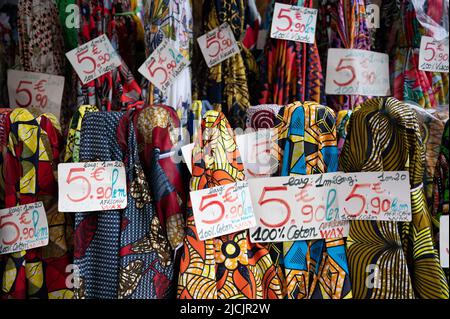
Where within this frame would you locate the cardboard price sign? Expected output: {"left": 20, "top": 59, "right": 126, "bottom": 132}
{"left": 441, "top": 216, "right": 449, "bottom": 268}
{"left": 249, "top": 176, "right": 349, "bottom": 243}
{"left": 197, "top": 23, "right": 240, "bottom": 68}
{"left": 66, "top": 34, "right": 122, "bottom": 84}
{"left": 419, "top": 36, "right": 449, "bottom": 73}
{"left": 138, "top": 39, "right": 189, "bottom": 92}
{"left": 190, "top": 182, "right": 257, "bottom": 241}
{"left": 58, "top": 161, "right": 127, "bottom": 212}
{"left": 325, "top": 48, "right": 390, "bottom": 96}
{"left": 0, "top": 202, "right": 49, "bottom": 255}
{"left": 270, "top": 3, "right": 318, "bottom": 44}
{"left": 249, "top": 171, "right": 411, "bottom": 243}
{"left": 338, "top": 172, "right": 412, "bottom": 222}
{"left": 7, "top": 70, "right": 65, "bottom": 119}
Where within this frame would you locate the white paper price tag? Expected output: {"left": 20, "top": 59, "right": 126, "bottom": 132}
{"left": 270, "top": 3, "right": 318, "bottom": 44}
{"left": 337, "top": 172, "right": 411, "bottom": 222}
{"left": 249, "top": 176, "right": 349, "bottom": 243}
{"left": 0, "top": 202, "right": 49, "bottom": 255}
{"left": 66, "top": 34, "right": 122, "bottom": 84}
{"left": 197, "top": 23, "right": 240, "bottom": 68}
{"left": 7, "top": 70, "right": 65, "bottom": 119}
{"left": 58, "top": 161, "right": 127, "bottom": 212}
{"left": 441, "top": 216, "right": 449, "bottom": 268}
{"left": 325, "top": 48, "right": 390, "bottom": 96}
{"left": 138, "top": 39, "right": 189, "bottom": 92}
{"left": 419, "top": 36, "right": 449, "bottom": 73}
{"left": 190, "top": 182, "right": 257, "bottom": 241}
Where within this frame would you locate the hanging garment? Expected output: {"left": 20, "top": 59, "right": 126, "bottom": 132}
{"left": 336, "top": 110, "right": 352, "bottom": 156}
{"left": 317, "top": 0, "right": 372, "bottom": 111}
{"left": 73, "top": 111, "right": 174, "bottom": 299}
{"left": 177, "top": 110, "right": 285, "bottom": 299}
{"left": 64, "top": 105, "right": 99, "bottom": 163}
{"left": 259, "top": 0, "right": 325, "bottom": 106}
{"left": 275, "top": 101, "right": 352, "bottom": 299}
{"left": 340, "top": 97, "right": 449, "bottom": 299}
{"left": 0, "top": 108, "right": 73, "bottom": 299}
{"left": 143, "top": 0, "right": 193, "bottom": 129}
{"left": 189, "top": 100, "right": 214, "bottom": 143}
{"left": 391, "top": 0, "right": 448, "bottom": 108}
{"left": 432, "top": 120, "right": 449, "bottom": 280}
{"left": 0, "top": 108, "right": 12, "bottom": 209}
{"left": 407, "top": 103, "right": 449, "bottom": 207}
{"left": 246, "top": 104, "right": 283, "bottom": 130}
{"left": 131, "top": 104, "right": 188, "bottom": 251}
{"left": 76, "top": 0, "right": 143, "bottom": 112}
{"left": 196, "top": 0, "right": 257, "bottom": 129}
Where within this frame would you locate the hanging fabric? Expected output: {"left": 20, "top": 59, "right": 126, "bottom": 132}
{"left": 340, "top": 97, "right": 449, "bottom": 299}
{"left": 274, "top": 101, "right": 352, "bottom": 299}
{"left": 177, "top": 110, "right": 285, "bottom": 299}
{"left": 0, "top": 108, "right": 73, "bottom": 299}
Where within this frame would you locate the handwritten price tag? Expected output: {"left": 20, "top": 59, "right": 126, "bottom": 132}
{"left": 58, "top": 161, "right": 127, "bottom": 212}
{"left": 419, "top": 36, "right": 449, "bottom": 73}
{"left": 197, "top": 23, "right": 240, "bottom": 68}
{"left": 325, "top": 48, "right": 390, "bottom": 96}
{"left": 66, "top": 34, "right": 122, "bottom": 84}
{"left": 270, "top": 3, "right": 318, "bottom": 44}
{"left": 138, "top": 39, "right": 189, "bottom": 93}
{"left": 441, "top": 216, "right": 449, "bottom": 268}
{"left": 338, "top": 172, "right": 411, "bottom": 222}
{"left": 249, "top": 176, "right": 349, "bottom": 243}
{"left": 0, "top": 202, "right": 49, "bottom": 255}
{"left": 190, "top": 182, "right": 257, "bottom": 241}
{"left": 7, "top": 70, "right": 65, "bottom": 119}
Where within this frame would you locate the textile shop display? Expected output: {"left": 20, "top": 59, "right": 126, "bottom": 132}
{"left": 0, "top": 0, "right": 449, "bottom": 300}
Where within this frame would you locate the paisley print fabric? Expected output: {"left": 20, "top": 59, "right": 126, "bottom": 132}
{"left": 0, "top": 108, "right": 73, "bottom": 299}
{"left": 177, "top": 110, "right": 285, "bottom": 299}
{"left": 275, "top": 101, "right": 352, "bottom": 299}
{"left": 340, "top": 97, "right": 449, "bottom": 299}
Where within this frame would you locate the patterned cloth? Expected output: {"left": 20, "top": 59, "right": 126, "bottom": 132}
{"left": 64, "top": 105, "right": 99, "bottom": 163}
{"left": 340, "top": 97, "right": 449, "bottom": 299}
{"left": 246, "top": 104, "right": 283, "bottom": 130}
{"left": 189, "top": 100, "right": 214, "bottom": 143}
{"left": 195, "top": 0, "right": 257, "bottom": 129}
{"left": 275, "top": 101, "right": 352, "bottom": 299}
{"left": 0, "top": 108, "right": 73, "bottom": 299}
{"left": 73, "top": 111, "right": 174, "bottom": 299}
{"left": 259, "top": 0, "right": 324, "bottom": 106}
{"left": 408, "top": 103, "right": 449, "bottom": 207}
{"left": 336, "top": 110, "right": 352, "bottom": 156}
{"left": 432, "top": 120, "right": 449, "bottom": 280}
{"left": 143, "top": 0, "right": 193, "bottom": 129}
{"left": 177, "top": 110, "right": 285, "bottom": 299}
{"left": 131, "top": 104, "right": 187, "bottom": 250}
{"left": 76, "top": 0, "right": 143, "bottom": 112}
{"left": 317, "top": 0, "right": 371, "bottom": 111}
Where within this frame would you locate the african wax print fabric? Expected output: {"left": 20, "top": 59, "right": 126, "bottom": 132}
{"left": 73, "top": 111, "right": 174, "bottom": 299}
{"left": 275, "top": 101, "right": 352, "bottom": 299}
{"left": 177, "top": 110, "right": 285, "bottom": 299}
{"left": 0, "top": 108, "right": 73, "bottom": 299}
{"left": 340, "top": 97, "right": 449, "bottom": 299}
